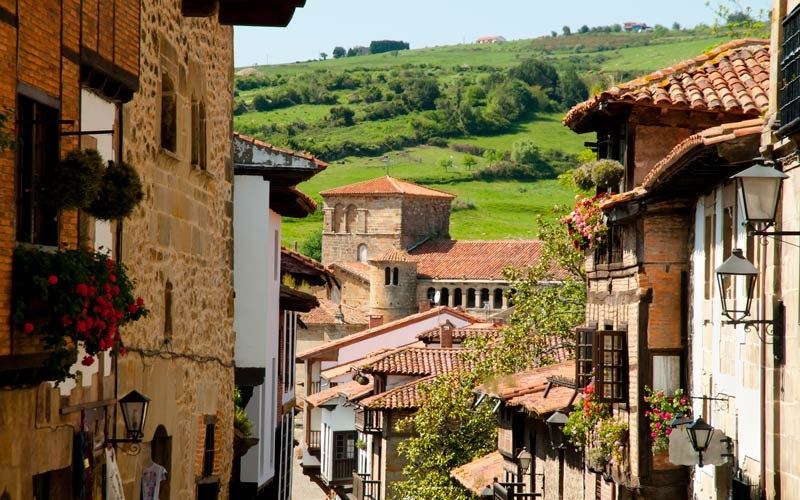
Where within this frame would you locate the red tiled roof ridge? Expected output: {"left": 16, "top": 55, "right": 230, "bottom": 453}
{"left": 359, "top": 346, "right": 475, "bottom": 375}
{"left": 564, "top": 39, "right": 770, "bottom": 130}
{"left": 370, "top": 246, "right": 416, "bottom": 263}
{"left": 359, "top": 374, "right": 437, "bottom": 409}
{"left": 330, "top": 261, "right": 371, "bottom": 282}
{"left": 296, "top": 306, "right": 479, "bottom": 359}
{"left": 232, "top": 131, "right": 328, "bottom": 168}
{"left": 281, "top": 246, "right": 330, "bottom": 275}
{"left": 319, "top": 175, "right": 456, "bottom": 199}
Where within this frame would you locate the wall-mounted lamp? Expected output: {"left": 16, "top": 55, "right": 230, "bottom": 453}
{"left": 350, "top": 366, "right": 370, "bottom": 385}
{"left": 546, "top": 410, "right": 568, "bottom": 450}
{"left": 686, "top": 417, "right": 714, "bottom": 467}
{"left": 516, "top": 446, "right": 532, "bottom": 475}
{"left": 715, "top": 249, "right": 785, "bottom": 362}
{"left": 108, "top": 390, "right": 150, "bottom": 455}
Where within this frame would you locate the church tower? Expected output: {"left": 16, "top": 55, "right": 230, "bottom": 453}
{"left": 368, "top": 247, "right": 419, "bottom": 323}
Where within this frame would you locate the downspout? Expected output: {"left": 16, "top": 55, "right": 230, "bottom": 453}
{"left": 759, "top": 233, "right": 768, "bottom": 498}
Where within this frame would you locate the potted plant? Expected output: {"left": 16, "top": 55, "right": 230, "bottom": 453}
{"left": 560, "top": 192, "right": 612, "bottom": 250}
{"left": 12, "top": 245, "right": 148, "bottom": 383}
{"left": 44, "top": 149, "right": 105, "bottom": 211}
{"left": 87, "top": 160, "right": 144, "bottom": 220}
{"left": 643, "top": 386, "right": 691, "bottom": 454}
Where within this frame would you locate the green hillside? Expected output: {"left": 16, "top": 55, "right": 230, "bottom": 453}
{"left": 234, "top": 28, "right": 733, "bottom": 250}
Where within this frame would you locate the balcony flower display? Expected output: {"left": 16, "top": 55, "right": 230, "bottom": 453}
{"left": 560, "top": 192, "right": 612, "bottom": 250}
{"left": 643, "top": 386, "right": 691, "bottom": 453}
{"left": 564, "top": 382, "right": 629, "bottom": 468}
{"left": 12, "top": 245, "right": 148, "bottom": 383}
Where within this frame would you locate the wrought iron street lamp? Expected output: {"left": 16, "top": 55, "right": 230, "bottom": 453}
{"left": 715, "top": 249, "right": 757, "bottom": 322}
{"left": 546, "top": 410, "right": 568, "bottom": 450}
{"left": 686, "top": 417, "right": 714, "bottom": 467}
{"left": 108, "top": 390, "right": 150, "bottom": 455}
{"left": 732, "top": 160, "right": 788, "bottom": 229}
{"left": 516, "top": 447, "right": 532, "bottom": 474}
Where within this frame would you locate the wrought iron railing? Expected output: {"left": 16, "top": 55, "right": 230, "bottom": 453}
{"left": 355, "top": 407, "right": 383, "bottom": 433}
{"left": 331, "top": 458, "right": 356, "bottom": 482}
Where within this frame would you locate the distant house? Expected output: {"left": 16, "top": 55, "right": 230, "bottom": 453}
{"left": 476, "top": 35, "right": 506, "bottom": 44}
{"left": 623, "top": 21, "right": 651, "bottom": 32}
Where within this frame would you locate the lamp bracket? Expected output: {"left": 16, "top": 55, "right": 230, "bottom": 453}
{"left": 750, "top": 230, "right": 800, "bottom": 237}
{"left": 106, "top": 439, "right": 142, "bottom": 456}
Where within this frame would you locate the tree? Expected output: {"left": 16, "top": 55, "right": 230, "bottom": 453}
{"left": 707, "top": 0, "right": 769, "bottom": 38}
{"left": 438, "top": 156, "right": 453, "bottom": 171}
{"left": 672, "top": 21, "right": 682, "bottom": 30}
{"left": 579, "top": 24, "right": 589, "bottom": 34}
{"left": 329, "top": 105, "right": 355, "bottom": 126}
{"left": 558, "top": 69, "right": 589, "bottom": 108}
{"left": 299, "top": 228, "right": 322, "bottom": 261}
{"left": 509, "top": 58, "right": 560, "bottom": 99}
{"left": 562, "top": 25, "right": 571, "bottom": 36}
{"left": 482, "top": 149, "right": 504, "bottom": 167}
{"left": 462, "top": 154, "right": 477, "bottom": 170}
{"left": 551, "top": 31, "right": 558, "bottom": 37}
{"left": 319, "top": 52, "right": 328, "bottom": 61}
{"left": 402, "top": 76, "right": 440, "bottom": 111}
{"left": 511, "top": 138, "right": 541, "bottom": 165}
{"left": 332, "top": 46, "right": 346, "bottom": 58}
{"left": 369, "top": 39, "right": 410, "bottom": 54}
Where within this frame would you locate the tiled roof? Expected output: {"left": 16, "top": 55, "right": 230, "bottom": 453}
{"left": 451, "top": 451, "right": 504, "bottom": 496}
{"left": 506, "top": 385, "right": 575, "bottom": 415}
{"left": 358, "top": 347, "right": 475, "bottom": 376}
{"left": 281, "top": 246, "right": 331, "bottom": 277}
{"left": 304, "top": 378, "right": 373, "bottom": 408}
{"left": 359, "top": 375, "right": 435, "bottom": 409}
{"left": 369, "top": 247, "right": 416, "bottom": 263}
{"left": 564, "top": 39, "right": 770, "bottom": 132}
{"left": 320, "top": 346, "right": 418, "bottom": 380}
{"left": 301, "top": 298, "right": 368, "bottom": 326}
{"left": 477, "top": 360, "right": 575, "bottom": 400}
{"left": 411, "top": 239, "right": 568, "bottom": 280}
{"left": 599, "top": 118, "right": 764, "bottom": 210}
{"left": 296, "top": 306, "right": 478, "bottom": 359}
{"left": 233, "top": 132, "right": 328, "bottom": 169}
{"left": 330, "top": 261, "right": 371, "bottom": 282}
{"left": 416, "top": 321, "right": 503, "bottom": 343}
{"left": 319, "top": 176, "right": 456, "bottom": 199}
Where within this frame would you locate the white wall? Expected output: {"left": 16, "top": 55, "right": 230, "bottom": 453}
{"left": 319, "top": 398, "right": 357, "bottom": 483}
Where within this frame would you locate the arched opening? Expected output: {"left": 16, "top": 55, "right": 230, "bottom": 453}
{"left": 494, "top": 289, "right": 504, "bottom": 309}
{"left": 332, "top": 204, "right": 344, "bottom": 233}
{"left": 392, "top": 267, "right": 399, "bottom": 285}
{"left": 427, "top": 287, "right": 437, "bottom": 303}
{"left": 466, "top": 288, "right": 476, "bottom": 308}
{"left": 453, "top": 288, "right": 463, "bottom": 307}
{"left": 358, "top": 244, "right": 368, "bottom": 263}
{"left": 440, "top": 288, "right": 450, "bottom": 307}
{"left": 345, "top": 204, "right": 357, "bottom": 233}
{"left": 481, "top": 288, "right": 490, "bottom": 308}
{"left": 384, "top": 267, "right": 391, "bottom": 285}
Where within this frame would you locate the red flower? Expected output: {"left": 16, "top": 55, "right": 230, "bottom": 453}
{"left": 136, "top": 297, "right": 144, "bottom": 307}
{"left": 109, "top": 274, "right": 117, "bottom": 283}
{"left": 23, "top": 322, "right": 34, "bottom": 334}
{"left": 119, "top": 347, "right": 127, "bottom": 356}
{"left": 81, "top": 355, "right": 95, "bottom": 366}
{"left": 76, "top": 283, "right": 89, "bottom": 296}
{"left": 129, "top": 304, "right": 139, "bottom": 314}
{"left": 48, "top": 275, "right": 58, "bottom": 285}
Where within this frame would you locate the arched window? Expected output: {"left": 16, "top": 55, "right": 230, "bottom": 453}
{"left": 427, "top": 287, "right": 436, "bottom": 302}
{"left": 191, "top": 96, "right": 207, "bottom": 170}
{"left": 345, "top": 204, "right": 357, "bottom": 233}
{"left": 392, "top": 267, "right": 399, "bottom": 285}
{"left": 332, "top": 204, "right": 344, "bottom": 232}
{"left": 494, "top": 289, "right": 504, "bottom": 309}
{"left": 481, "top": 288, "right": 490, "bottom": 308}
{"left": 440, "top": 288, "right": 450, "bottom": 306}
{"left": 384, "top": 267, "right": 391, "bottom": 285}
{"left": 160, "top": 72, "right": 176, "bottom": 153}
{"left": 358, "top": 244, "right": 368, "bottom": 263}
{"left": 453, "top": 289, "right": 463, "bottom": 307}
{"left": 466, "top": 288, "right": 476, "bottom": 308}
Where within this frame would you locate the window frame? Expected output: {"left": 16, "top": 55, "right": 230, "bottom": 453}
{"left": 575, "top": 326, "right": 596, "bottom": 389}
{"left": 780, "top": 5, "right": 800, "bottom": 137}
{"left": 593, "top": 329, "right": 627, "bottom": 403}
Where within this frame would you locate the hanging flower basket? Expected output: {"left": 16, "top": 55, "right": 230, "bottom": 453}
{"left": 12, "top": 246, "right": 148, "bottom": 383}
{"left": 86, "top": 160, "right": 144, "bottom": 220}
{"left": 43, "top": 149, "right": 105, "bottom": 211}
{"left": 560, "top": 192, "right": 613, "bottom": 250}
{"left": 643, "top": 386, "right": 691, "bottom": 454}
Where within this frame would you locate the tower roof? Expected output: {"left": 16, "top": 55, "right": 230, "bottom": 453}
{"left": 319, "top": 176, "right": 456, "bottom": 199}
{"left": 369, "top": 247, "right": 417, "bottom": 263}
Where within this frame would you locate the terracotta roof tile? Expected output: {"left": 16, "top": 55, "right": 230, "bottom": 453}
{"left": 358, "top": 347, "right": 476, "bottom": 376}
{"left": 451, "top": 451, "right": 504, "bottom": 496}
{"left": 506, "top": 385, "right": 576, "bottom": 415}
{"left": 297, "top": 306, "right": 478, "bottom": 359}
{"left": 476, "top": 360, "right": 575, "bottom": 400}
{"left": 320, "top": 176, "right": 456, "bottom": 199}
{"left": 304, "top": 378, "right": 373, "bottom": 407}
{"left": 330, "top": 261, "right": 371, "bottom": 282}
{"left": 301, "top": 298, "right": 368, "bottom": 326}
{"left": 411, "top": 239, "right": 568, "bottom": 280}
{"left": 369, "top": 247, "right": 417, "bottom": 263}
{"left": 416, "top": 321, "right": 503, "bottom": 343}
{"left": 359, "top": 375, "right": 435, "bottom": 409}
{"left": 320, "top": 346, "right": 417, "bottom": 380}
{"left": 564, "top": 39, "right": 770, "bottom": 132}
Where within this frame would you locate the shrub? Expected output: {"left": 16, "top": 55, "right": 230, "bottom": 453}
{"left": 87, "top": 160, "right": 144, "bottom": 220}
{"left": 572, "top": 162, "right": 595, "bottom": 191}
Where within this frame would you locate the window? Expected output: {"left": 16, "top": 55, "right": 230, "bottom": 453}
{"left": 334, "top": 431, "right": 357, "bottom": 460}
{"left": 203, "top": 422, "right": 215, "bottom": 476}
{"left": 191, "top": 96, "right": 207, "bottom": 169}
{"left": 392, "top": 267, "right": 398, "bottom": 285}
{"left": 594, "top": 330, "right": 626, "bottom": 403}
{"left": 780, "top": 5, "right": 800, "bottom": 135}
{"left": 160, "top": 72, "right": 177, "bottom": 153}
{"left": 575, "top": 326, "right": 595, "bottom": 389}
{"left": 16, "top": 94, "right": 59, "bottom": 245}
{"left": 384, "top": 267, "right": 391, "bottom": 285}
{"left": 345, "top": 204, "right": 357, "bottom": 233}
{"left": 332, "top": 203, "right": 344, "bottom": 233}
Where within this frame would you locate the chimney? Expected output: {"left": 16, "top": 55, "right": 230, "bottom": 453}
{"left": 369, "top": 314, "right": 383, "bottom": 329}
{"left": 440, "top": 320, "right": 454, "bottom": 349}
{"left": 418, "top": 299, "right": 431, "bottom": 313}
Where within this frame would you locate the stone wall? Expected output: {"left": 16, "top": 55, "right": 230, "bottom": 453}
{"left": 369, "top": 261, "right": 419, "bottom": 323}
{"left": 399, "top": 197, "right": 451, "bottom": 248}
{"left": 336, "top": 270, "right": 371, "bottom": 310}
{"left": 115, "top": 0, "right": 235, "bottom": 496}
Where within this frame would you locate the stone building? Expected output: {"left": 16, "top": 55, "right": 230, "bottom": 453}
{"left": 0, "top": 0, "right": 307, "bottom": 498}
{"left": 319, "top": 176, "right": 552, "bottom": 322}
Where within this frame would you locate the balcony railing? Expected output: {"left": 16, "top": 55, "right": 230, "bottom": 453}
{"left": 492, "top": 482, "right": 542, "bottom": 499}
{"left": 355, "top": 407, "right": 383, "bottom": 433}
{"left": 331, "top": 458, "right": 356, "bottom": 482}
{"left": 308, "top": 430, "right": 321, "bottom": 451}
{"left": 353, "top": 472, "right": 381, "bottom": 500}
{"left": 308, "top": 380, "right": 321, "bottom": 395}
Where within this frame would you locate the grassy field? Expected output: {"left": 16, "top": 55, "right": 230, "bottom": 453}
{"left": 239, "top": 29, "right": 738, "bottom": 249}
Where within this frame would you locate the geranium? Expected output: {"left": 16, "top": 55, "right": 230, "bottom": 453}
{"left": 643, "top": 386, "right": 691, "bottom": 454}
{"left": 560, "top": 192, "right": 613, "bottom": 250}
{"left": 564, "top": 381, "right": 628, "bottom": 468}
{"left": 12, "top": 246, "right": 148, "bottom": 383}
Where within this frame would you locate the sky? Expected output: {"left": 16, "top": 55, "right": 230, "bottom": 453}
{"left": 233, "top": 0, "right": 772, "bottom": 67}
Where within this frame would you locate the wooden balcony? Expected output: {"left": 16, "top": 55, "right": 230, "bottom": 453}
{"left": 308, "top": 380, "right": 321, "bottom": 395}
{"left": 353, "top": 472, "right": 380, "bottom": 500}
{"left": 355, "top": 407, "right": 383, "bottom": 433}
{"left": 308, "top": 430, "right": 321, "bottom": 452}
{"left": 492, "top": 482, "right": 542, "bottom": 499}
{"left": 331, "top": 458, "right": 356, "bottom": 483}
